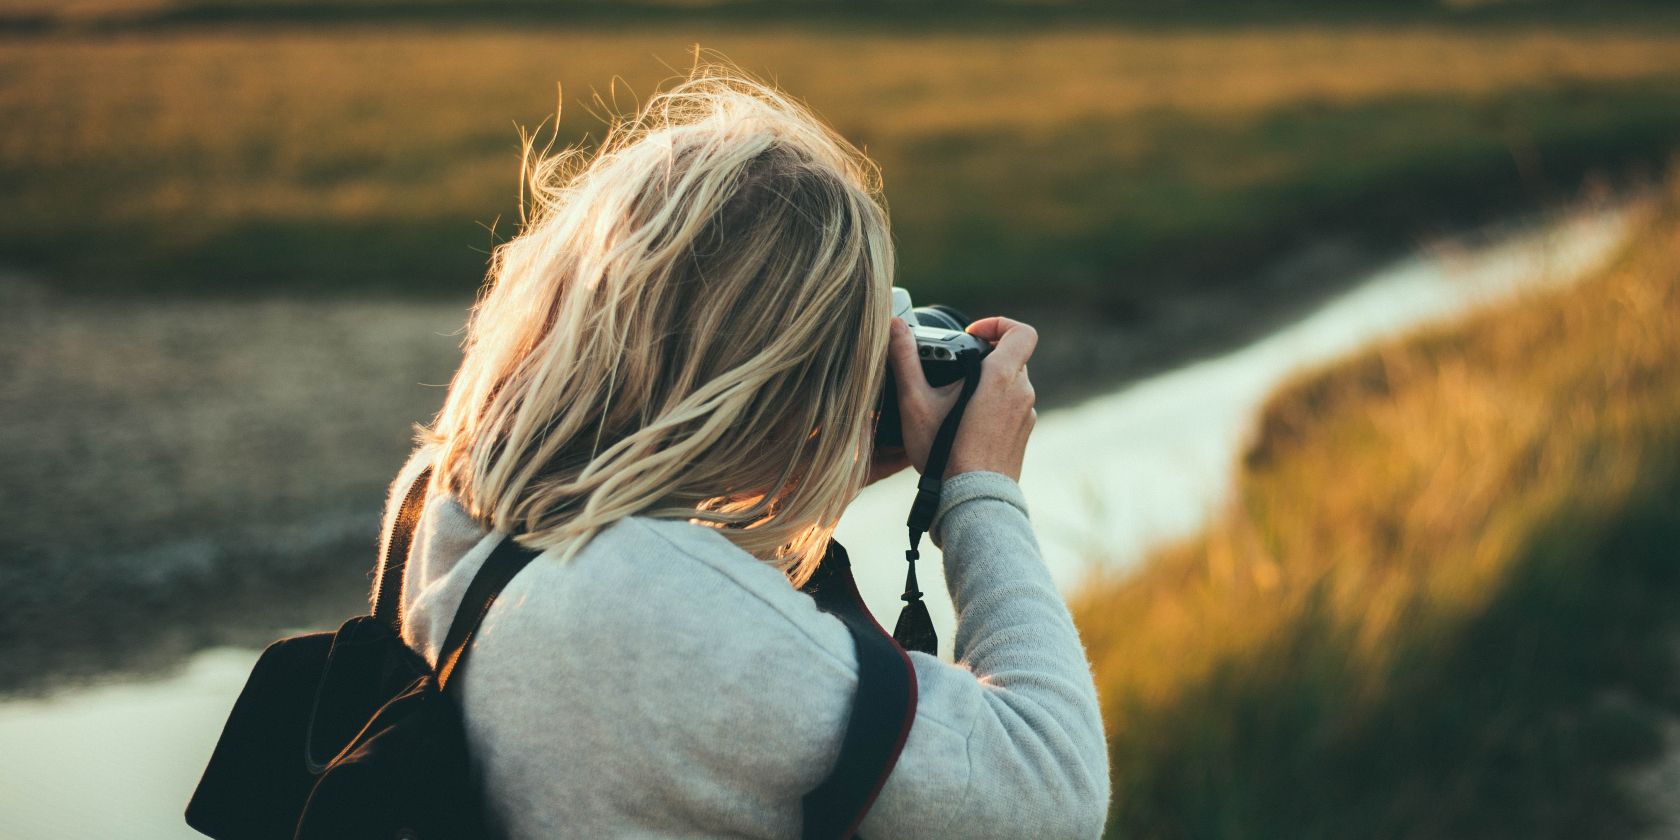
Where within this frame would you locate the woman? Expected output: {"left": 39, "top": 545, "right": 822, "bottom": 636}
{"left": 383, "top": 68, "right": 1110, "bottom": 838}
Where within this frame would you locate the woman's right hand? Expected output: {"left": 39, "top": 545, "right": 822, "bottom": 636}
{"left": 886, "top": 315, "right": 1039, "bottom": 482}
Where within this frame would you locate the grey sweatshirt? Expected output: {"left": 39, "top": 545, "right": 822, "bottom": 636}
{"left": 386, "top": 450, "right": 1111, "bottom": 838}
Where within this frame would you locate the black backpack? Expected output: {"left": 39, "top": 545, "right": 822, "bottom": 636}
{"left": 185, "top": 468, "right": 918, "bottom": 839}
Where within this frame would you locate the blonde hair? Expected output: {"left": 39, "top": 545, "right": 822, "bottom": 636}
{"left": 423, "top": 66, "right": 893, "bottom": 586}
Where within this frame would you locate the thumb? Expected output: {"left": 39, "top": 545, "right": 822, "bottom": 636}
{"left": 887, "top": 317, "right": 927, "bottom": 393}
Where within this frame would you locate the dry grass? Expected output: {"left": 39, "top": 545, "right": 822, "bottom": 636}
{"left": 9, "top": 25, "right": 1680, "bottom": 184}
{"left": 1072, "top": 175, "right": 1680, "bottom": 836}
{"left": 5, "top": 22, "right": 1680, "bottom": 298}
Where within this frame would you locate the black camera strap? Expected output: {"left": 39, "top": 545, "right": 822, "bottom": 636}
{"left": 892, "top": 349, "right": 984, "bottom": 656}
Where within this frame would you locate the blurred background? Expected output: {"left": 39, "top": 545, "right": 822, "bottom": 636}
{"left": 2, "top": 0, "right": 1679, "bottom": 837}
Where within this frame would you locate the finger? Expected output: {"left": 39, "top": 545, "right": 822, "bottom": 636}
{"left": 965, "top": 316, "right": 1027, "bottom": 343}
{"left": 969, "top": 317, "right": 1038, "bottom": 369}
{"left": 887, "top": 317, "right": 929, "bottom": 392}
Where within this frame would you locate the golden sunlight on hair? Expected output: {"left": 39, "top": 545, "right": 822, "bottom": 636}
{"left": 423, "top": 63, "right": 894, "bottom": 585}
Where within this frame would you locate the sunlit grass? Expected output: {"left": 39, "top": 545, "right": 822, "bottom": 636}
{"left": 1072, "top": 171, "right": 1680, "bottom": 836}
{"left": 4, "top": 23, "right": 1680, "bottom": 299}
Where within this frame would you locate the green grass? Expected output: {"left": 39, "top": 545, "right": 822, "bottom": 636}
{"left": 4, "top": 19, "right": 1680, "bottom": 309}
{"left": 1072, "top": 174, "right": 1680, "bottom": 836}
{"left": 891, "top": 82, "right": 1680, "bottom": 312}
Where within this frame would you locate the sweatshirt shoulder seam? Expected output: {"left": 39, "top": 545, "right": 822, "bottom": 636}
{"left": 627, "top": 517, "right": 855, "bottom": 673}
{"left": 627, "top": 518, "right": 973, "bottom": 738}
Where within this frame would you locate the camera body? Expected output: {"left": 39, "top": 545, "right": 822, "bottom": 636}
{"left": 876, "top": 287, "right": 991, "bottom": 447}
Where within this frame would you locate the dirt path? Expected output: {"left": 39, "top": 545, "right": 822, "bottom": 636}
{"left": 0, "top": 271, "right": 469, "bottom": 692}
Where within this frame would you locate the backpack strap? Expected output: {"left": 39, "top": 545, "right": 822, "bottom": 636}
{"left": 435, "top": 534, "right": 541, "bottom": 693}
{"left": 373, "top": 471, "right": 904, "bottom": 836}
{"left": 799, "top": 540, "right": 919, "bottom": 840}
{"left": 370, "top": 464, "right": 541, "bottom": 693}
{"left": 372, "top": 465, "right": 434, "bottom": 633}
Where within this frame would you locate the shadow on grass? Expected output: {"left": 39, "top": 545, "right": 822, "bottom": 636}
{"left": 1104, "top": 465, "right": 1680, "bottom": 839}
{"left": 4, "top": 216, "right": 500, "bottom": 299}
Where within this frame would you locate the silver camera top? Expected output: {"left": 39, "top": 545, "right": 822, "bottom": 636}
{"left": 891, "top": 286, "right": 989, "bottom": 364}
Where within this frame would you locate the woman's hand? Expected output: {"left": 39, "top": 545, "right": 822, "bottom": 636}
{"left": 884, "top": 315, "right": 1038, "bottom": 482}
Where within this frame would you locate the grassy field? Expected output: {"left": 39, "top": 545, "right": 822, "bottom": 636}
{"left": 1071, "top": 174, "right": 1680, "bottom": 836}
{"left": 4, "top": 13, "right": 1680, "bottom": 311}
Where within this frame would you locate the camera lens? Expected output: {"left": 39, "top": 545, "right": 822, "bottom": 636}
{"left": 911, "top": 305, "right": 969, "bottom": 332}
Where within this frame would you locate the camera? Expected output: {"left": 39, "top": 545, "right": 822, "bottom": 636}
{"left": 876, "top": 287, "right": 991, "bottom": 447}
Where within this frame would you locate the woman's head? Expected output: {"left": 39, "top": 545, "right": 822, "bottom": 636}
{"left": 427, "top": 66, "right": 893, "bottom": 584}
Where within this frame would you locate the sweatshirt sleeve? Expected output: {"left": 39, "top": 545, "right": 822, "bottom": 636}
{"left": 858, "top": 471, "right": 1112, "bottom": 839}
